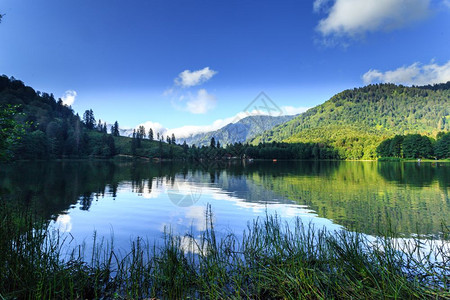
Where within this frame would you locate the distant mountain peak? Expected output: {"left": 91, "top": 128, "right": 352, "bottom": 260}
{"left": 177, "top": 114, "right": 297, "bottom": 146}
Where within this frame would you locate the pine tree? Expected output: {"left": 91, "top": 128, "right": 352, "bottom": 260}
{"left": 112, "top": 121, "right": 120, "bottom": 136}
{"left": 131, "top": 129, "right": 137, "bottom": 156}
{"left": 138, "top": 126, "right": 146, "bottom": 139}
{"left": 171, "top": 133, "right": 176, "bottom": 145}
{"left": 148, "top": 128, "right": 153, "bottom": 141}
{"left": 83, "top": 109, "right": 95, "bottom": 130}
{"left": 210, "top": 137, "right": 216, "bottom": 148}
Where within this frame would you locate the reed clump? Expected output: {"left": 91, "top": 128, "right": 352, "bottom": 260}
{"left": 0, "top": 203, "right": 449, "bottom": 299}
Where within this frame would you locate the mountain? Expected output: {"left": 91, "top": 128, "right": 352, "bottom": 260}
{"left": 251, "top": 83, "right": 450, "bottom": 159}
{"left": 178, "top": 115, "right": 295, "bottom": 146}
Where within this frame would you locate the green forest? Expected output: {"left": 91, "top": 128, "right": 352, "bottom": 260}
{"left": 251, "top": 83, "right": 450, "bottom": 159}
{"left": 1, "top": 75, "right": 449, "bottom": 161}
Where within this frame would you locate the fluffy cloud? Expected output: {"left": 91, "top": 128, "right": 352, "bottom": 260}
{"left": 137, "top": 121, "right": 165, "bottom": 133}
{"left": 175, "top": 67, "right": 217, "bottom": 88}
{"left": 185, "top": 89, "right": 217, "bottom": 114}
{"left": 61, "top": 90, "right": 77, "bottom": 106}
{"left": 315, "top": 0, "right": 430, "bottom": 38}
{"left": 281, "top": 106, "right": 309, "bottom": 115}
{"left": 362, "top": 60, "right": 450, "bottom": 85}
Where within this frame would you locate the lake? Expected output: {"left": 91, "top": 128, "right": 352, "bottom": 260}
{"left": 0, "top": 160, "right": 448, "bottom": 251}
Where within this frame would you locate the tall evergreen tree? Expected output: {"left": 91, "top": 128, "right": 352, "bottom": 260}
{"left": 83, "top": 109, "right": 95, "bottom": 130}
{"left": 112, "top": 121, "right": 120, "bottom": 136}
{"left": 171, "top": 133, "right": 176, "bottom": 145}
{"left": 148, "top": 128, "right": 153, "bottom": 141}
{"left": 210, "top": 137, "right": 216, "bottom": 148}
{"left": 97, "top": 119, "right": 103, "bottom": 132}
{"left": 138, "top": 125, "right": 146, "bottom": 139}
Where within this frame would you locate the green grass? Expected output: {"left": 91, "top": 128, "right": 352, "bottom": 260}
{"left": 1, "top": 203, "right": 449, "bottom": 299}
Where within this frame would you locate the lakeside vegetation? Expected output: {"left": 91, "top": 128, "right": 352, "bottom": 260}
{"left": 1, "top": 203, "right": 448, "bottom": 299}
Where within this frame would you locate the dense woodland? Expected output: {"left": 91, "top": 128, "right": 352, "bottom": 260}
{"left": 1, "top": 75, "right": 449, "bottom": 161}
{"left": 252, "top": 83, "right": 450, "bottom": 159}
{"left": 376, "top": 132, "right": 450, "bottom": 159}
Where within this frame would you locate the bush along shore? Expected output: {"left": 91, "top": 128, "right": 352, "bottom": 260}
{"left": 1, "top": 204, "right": 449, "bottom": 299}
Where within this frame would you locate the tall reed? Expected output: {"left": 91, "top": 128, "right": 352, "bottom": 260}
{"left": 0, "top": 203, "right": 448, "bottom": 299}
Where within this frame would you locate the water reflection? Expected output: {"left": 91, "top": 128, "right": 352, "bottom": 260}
{"left": 0, "top": 160, "right": 448, "bottom": 242}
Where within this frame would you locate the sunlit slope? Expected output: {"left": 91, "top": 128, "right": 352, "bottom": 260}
{"left": 251, "top": 83, "right": 450, "bottom": 159}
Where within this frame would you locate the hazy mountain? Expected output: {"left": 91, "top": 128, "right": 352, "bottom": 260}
{"left": 178, "top": 115, "right": 296, "bottom": 146}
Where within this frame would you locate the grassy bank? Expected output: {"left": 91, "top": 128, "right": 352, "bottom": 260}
{"left": 1, "top": 204, "right": 449, "bottom": 299}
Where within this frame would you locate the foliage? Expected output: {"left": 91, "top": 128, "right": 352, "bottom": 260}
{"left": 376, "top": 132, "right": 449, "bottom": 159}
{"left": 0, "top": 75, "right": 122, "bottom": 159}
{"left": 0, "top": 104, "right": 24, "bottom": 160}
{"left": 434, "top": 132, "right": 450, "bottom": 159}
{"left": 83, "top": 109, "right": 96, "bottom": 130}
{"left": 111, "top": 120, "right": 120, "bottom": 137}
{"left": 252, "top": 83, "right": 450, "bottom": 159}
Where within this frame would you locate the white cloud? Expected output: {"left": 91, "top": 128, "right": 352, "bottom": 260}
{"left": 362, "top": 60, "right": 450, "bottom": 85}
{"left": 61, "top": 90, "right": 77, "bottom": 106}
{"left": 185, "top": 89, "right": 217, "bottom": 114}
{"left": 281, "top": 106, "right": 309, "bottom": 115}
{"left": 313, "top": 0, "right": 332, "bottom": 12}
{"left": 315, "top": 0, "right": 430, "bottom": 38}
{"left": 175, "top": 67, "right": 217, "bottom": 88}
{"left": 136, "top": 121, "right": 166, "bottom": 137}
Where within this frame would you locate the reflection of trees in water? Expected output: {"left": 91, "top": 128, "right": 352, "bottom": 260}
{"left": 80, "top": 193, "right": 93, "bottom": 211}
{"left": 1, "top": 160, "right": 448, "bottom": 236}
{"left": 377, "top": 162, "right": 435, "bottom": 186}
{"left": 377, "top": 162, "right": 449, "bottom": 198}
{"left": 249, "top": 161, "right": 449, "bottom": 237}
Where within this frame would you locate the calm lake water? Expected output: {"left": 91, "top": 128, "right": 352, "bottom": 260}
{"left": 1, "top": 160, "right": 449, "bottom": 250}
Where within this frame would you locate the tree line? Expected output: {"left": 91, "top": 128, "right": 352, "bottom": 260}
{"left": 376, "top": 132, "right": 449, "bottom": 159}
{"left": 0, "top": 75, "right": 120, "bottom": 159}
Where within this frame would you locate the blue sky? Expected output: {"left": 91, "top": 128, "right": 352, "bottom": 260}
{"left": 1, "top": 0, "right": 449, "bottom": 136}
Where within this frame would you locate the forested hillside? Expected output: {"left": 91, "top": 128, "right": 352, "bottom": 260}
{"left": 251, "top": 83, "right": 450, "bottom": 159}
{"left": 0, "top": 75, "right": 180, "bottom": 160}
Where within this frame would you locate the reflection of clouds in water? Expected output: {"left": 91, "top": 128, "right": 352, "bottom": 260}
{"left": 142, "top": 188, "right": 161, "bottom": 199}
{"left": 166, "top": 177, "right": 203, "bottom": 207}
{"left": 179, "top": 235, "right": 208, "bottom": 255}
{"left": 53, "top": 214, "right": 72, "bottom": 232}
{"left": 185, "top": 206, "right": 208, "bottom": 231}
{"left": 159, "top": 206, "right": 207, "bottom": 233}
